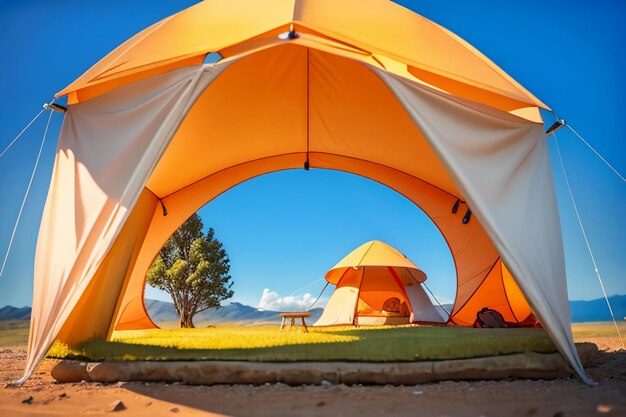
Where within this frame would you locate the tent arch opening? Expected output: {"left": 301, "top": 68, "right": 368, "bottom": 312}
{"left": 117, "top": 163, "right": 461, "bottom": 331}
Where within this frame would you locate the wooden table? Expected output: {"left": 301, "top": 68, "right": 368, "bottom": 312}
{"left": 279, "top": 312, "right": 311, "bottom": 332}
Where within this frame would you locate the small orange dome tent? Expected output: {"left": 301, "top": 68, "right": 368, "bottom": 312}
{"left": 17, "top": 0, "right": 592, "bottom": 385}
{"left": 314, "top": 241, "right": 445, "bottom": 326}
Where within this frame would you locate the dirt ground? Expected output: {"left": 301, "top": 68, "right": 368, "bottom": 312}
{"left": 1, "top": 332, "right": 625, "bottom": 417}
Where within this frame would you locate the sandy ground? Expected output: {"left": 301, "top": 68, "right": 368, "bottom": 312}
{"left": 0, "top": 336, "right": 624, "bottom": 417}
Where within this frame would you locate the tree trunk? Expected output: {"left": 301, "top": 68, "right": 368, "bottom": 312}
{"left": 179, "top": 310, "right": 195, "bottom": 328}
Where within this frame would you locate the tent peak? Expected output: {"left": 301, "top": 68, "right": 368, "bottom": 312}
{"left": 325, "top": 240, "right": 425, "bottom": 284}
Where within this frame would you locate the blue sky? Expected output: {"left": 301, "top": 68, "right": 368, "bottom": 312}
{"left": 0, "top": 1, "right": 623, "bottom": 310}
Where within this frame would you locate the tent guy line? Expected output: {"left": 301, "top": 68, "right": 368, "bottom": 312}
{"left": 0, "top": 107, "right": 47, "bottom": 160}
{"left": 285, "top": 277, "right": 326, "bottom": 298}
{"left": 565, "top": 124, "right": 625, "bottom": 182}
{"left": 546, "top": 110, "right": 625, "bottom": 182}
{"left": 554, "top": 132, "right": 625, "bottom": 349}
{"left": 305, "top": 281, "right": 330, "bottom": 312}
{"left": 0, "top": 100, "right": 64, "bottom": 161}
{"left": 0, "top": 110, "right": 55, "bottom": 280}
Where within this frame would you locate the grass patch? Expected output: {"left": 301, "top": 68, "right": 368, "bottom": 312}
{"left": 572, "top": 321, "right": 626, "bottom": 339}
{"left": 0, "top": 320, "right": 29, "bottom": 347}
{"left": 47, "top": 325, "right": 557, "bottom": 362}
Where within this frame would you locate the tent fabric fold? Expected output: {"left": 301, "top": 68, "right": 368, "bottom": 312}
{"left": 17, "top": 63, "right": 231, "bottom": 384}
{"left": 374, "top": 69, "right": 591, "bottom": 384}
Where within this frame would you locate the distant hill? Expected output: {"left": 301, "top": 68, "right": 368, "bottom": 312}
{"left": 570, "top": 295, "right": 626, "bottom": 323}
{"left": 145, "top": 299, "right": 324, "bottom": 326}
{"left": 0, "top": 305, "right": 31, "bottom": 320}
{"left": 1, "top": 295, "right": 625, "bottom": 324}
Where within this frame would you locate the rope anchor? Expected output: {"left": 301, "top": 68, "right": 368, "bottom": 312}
{"left": 43, "top": 102, "right": 67, "bottom": 113}
{"left": 546, "top": 119, "right": 566, "bottom": 135}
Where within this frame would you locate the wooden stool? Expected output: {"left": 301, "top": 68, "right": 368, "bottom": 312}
{"left": 279, "top": 312, "right": 311, "bottom": 332}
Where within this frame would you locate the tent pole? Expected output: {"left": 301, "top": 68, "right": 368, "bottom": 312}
{"left": 422, "top": 281, "right": 450, "bottom": 319}
{"left": 43, "top": 102, "right": 67, "bottom": 113}
{"left": 304, "top": 47, "right": 311, "bottom": 171}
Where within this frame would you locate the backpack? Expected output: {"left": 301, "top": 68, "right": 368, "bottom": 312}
{"left": 473, "top": 307, "right": 507, "bottom": 328}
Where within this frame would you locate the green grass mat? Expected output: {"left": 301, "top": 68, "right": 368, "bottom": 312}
{"left": 47, "top": 325, "right": 557, "bottom": 362}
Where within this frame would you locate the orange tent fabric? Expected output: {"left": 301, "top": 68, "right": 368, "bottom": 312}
{"left": 18, "top": 0, "right": 590, "bottom": 385}
{"left": 57, "top": 0, "right": 547, "bottom": 112}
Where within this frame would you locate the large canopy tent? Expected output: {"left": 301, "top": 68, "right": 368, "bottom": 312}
{"left": 17, "top": 0, "right": 592, "bottom": 385}
{"left": 314, "top": 240, "right": 446, "bottom": 326}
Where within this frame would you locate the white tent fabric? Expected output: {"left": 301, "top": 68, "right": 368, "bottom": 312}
{"left": 314, "top": 286, "right": 360, "bottom": 326}
{"left": 405, "top": 284, "right": 445, "bottom": 323}
{"left": 17, "top": 63, "right": 231, "bottom": 385}
{"left": 17, "top": 60, "right": 591, "bottom": 385}
{"left": 374, "top": 68, "right": 592, "bottom": 384}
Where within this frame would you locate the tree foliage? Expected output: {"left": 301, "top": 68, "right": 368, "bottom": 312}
{"left": 147, "top": 213, "right": 234, "bottom": 328}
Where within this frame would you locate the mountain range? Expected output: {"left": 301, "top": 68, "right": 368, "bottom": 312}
{"left": 0, "top": 305, "right": 32, "bottom": 320}
{"left": 1, "top": 295, "right": 625, "bottom": 324}
{"left": 144, "top": 299, "right": 324, "bottom": 325}
{"left": 570, "top": 295, "right": 626, "bottom": 323}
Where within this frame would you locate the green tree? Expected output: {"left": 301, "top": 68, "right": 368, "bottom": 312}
{"left": 147, "top": 213, "right": 234, "bottom": 328}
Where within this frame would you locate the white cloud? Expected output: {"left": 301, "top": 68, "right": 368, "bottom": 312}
{"left": 258, "top": 288, "right": 325, "bottom": 312}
